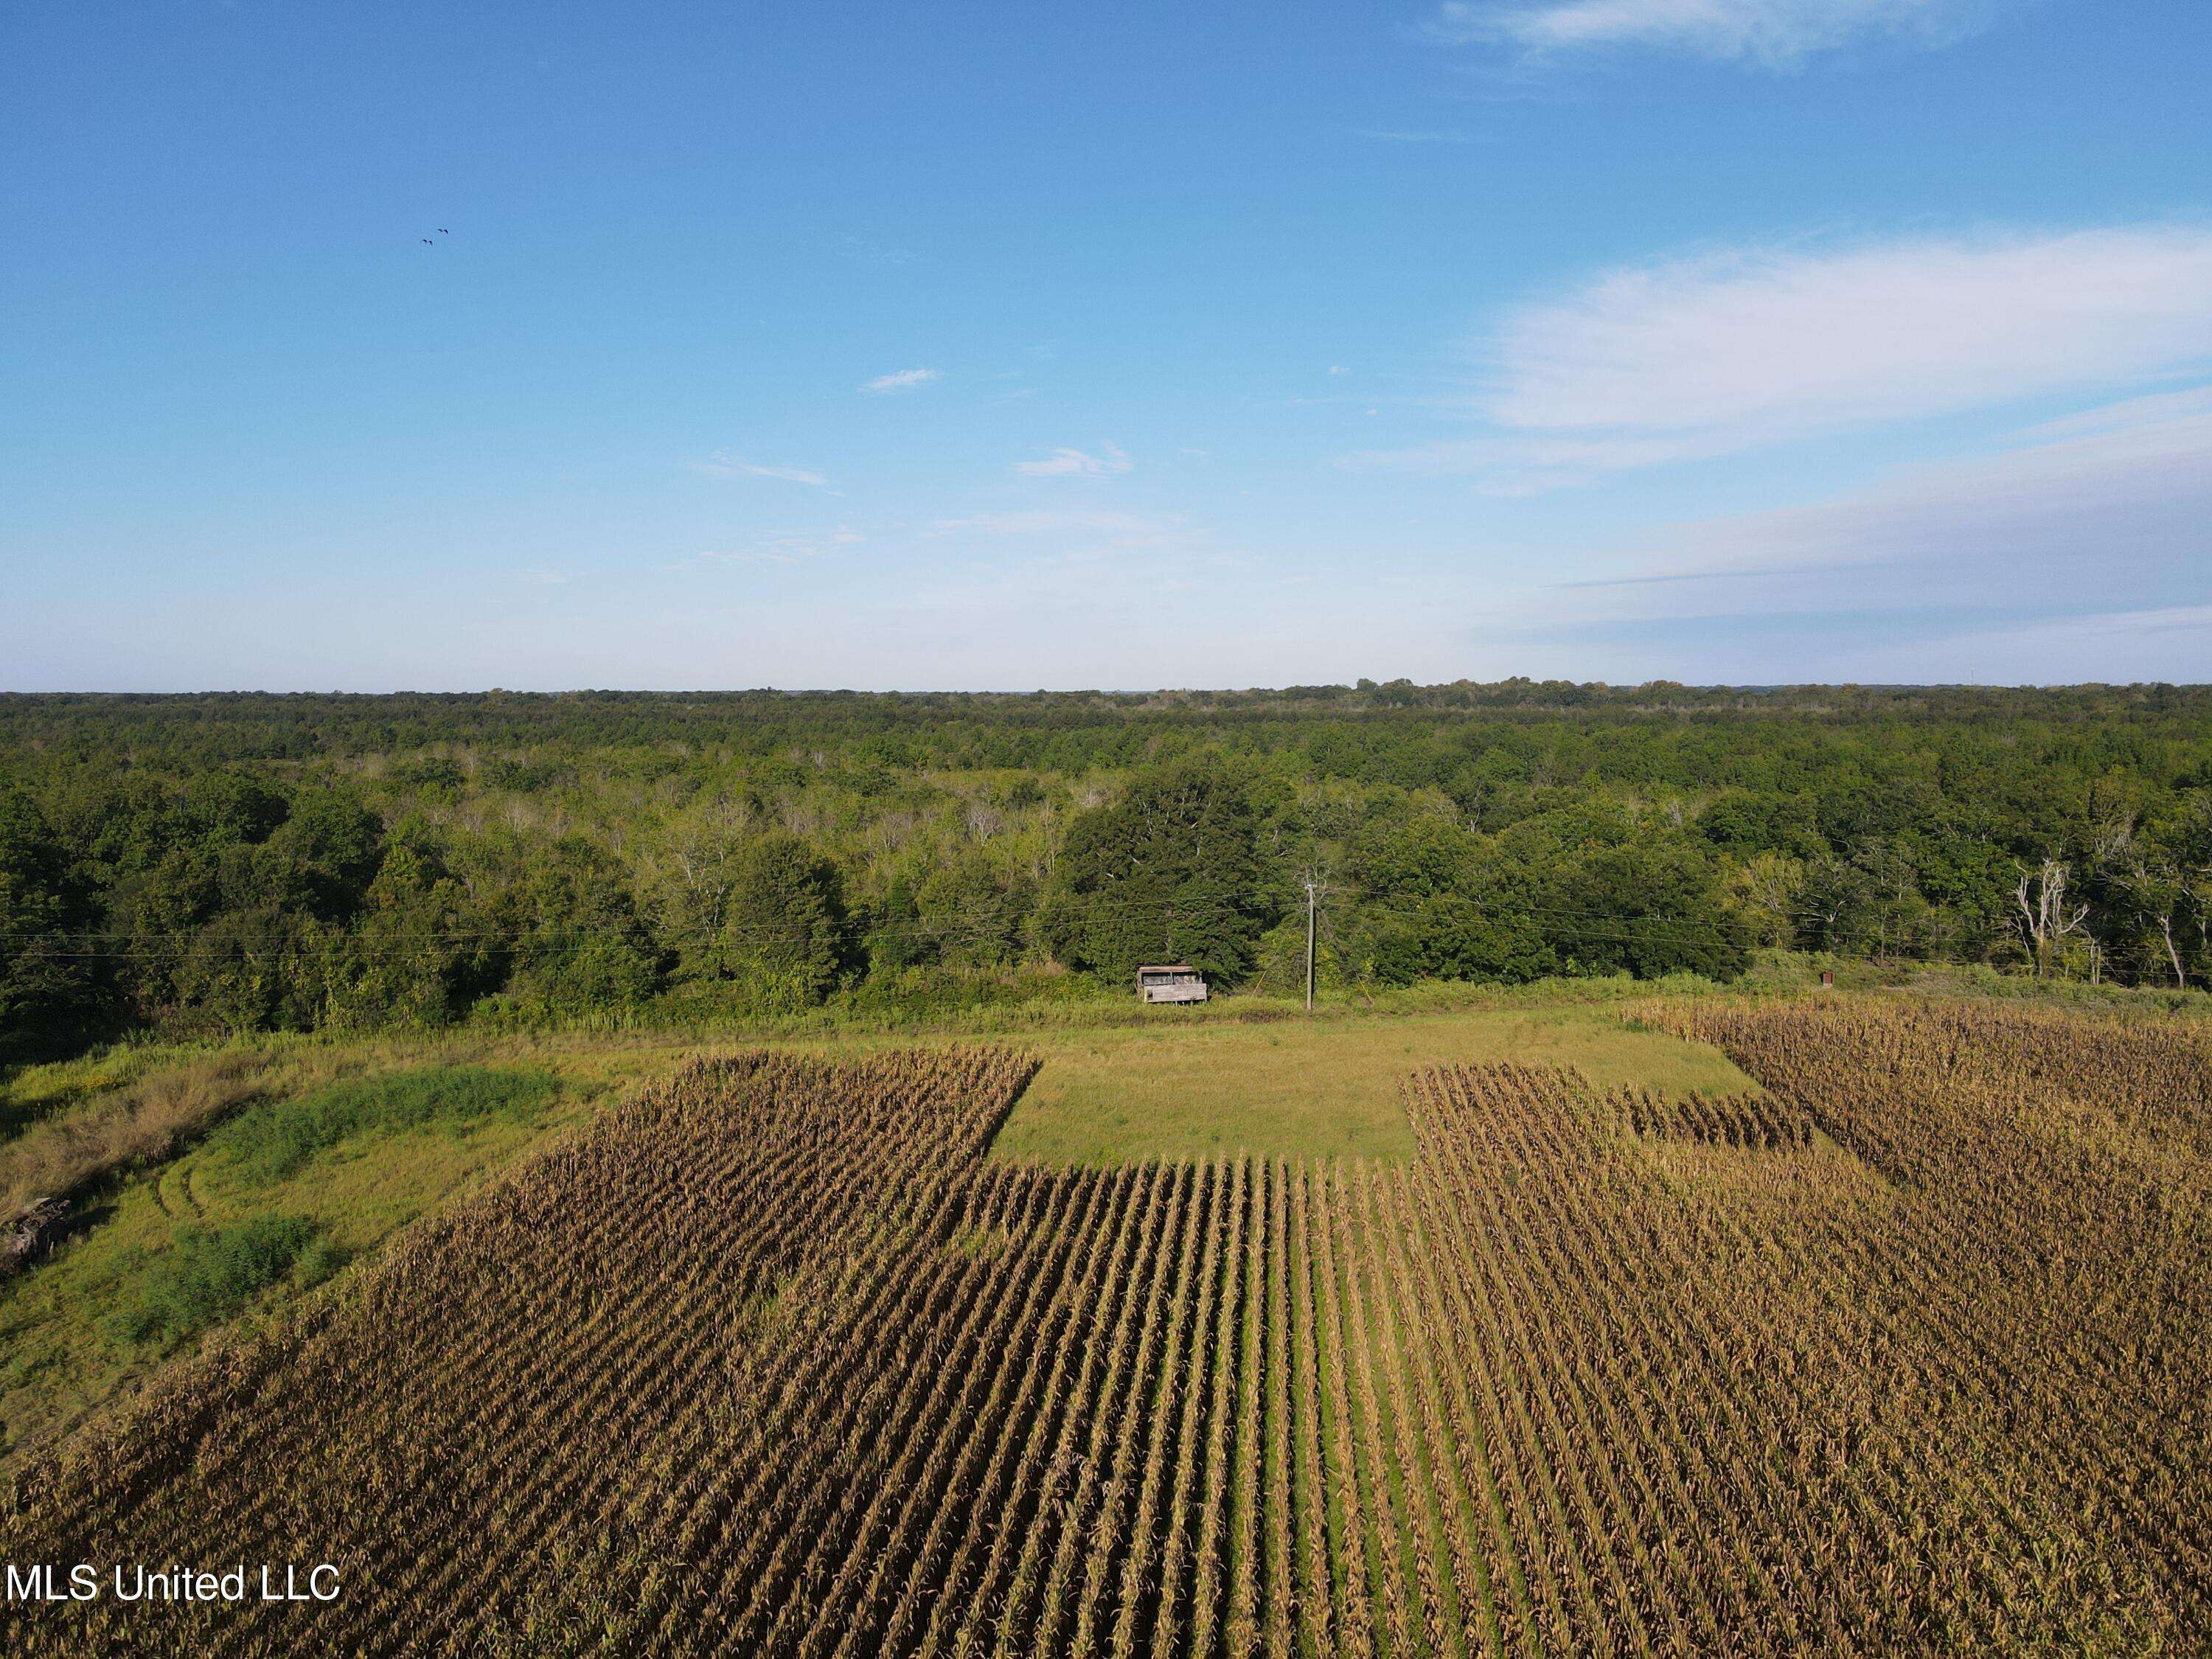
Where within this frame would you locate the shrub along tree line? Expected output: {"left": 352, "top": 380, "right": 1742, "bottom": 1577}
{"left": 1, "top": 685, "right": 2208, "bottom": 1059}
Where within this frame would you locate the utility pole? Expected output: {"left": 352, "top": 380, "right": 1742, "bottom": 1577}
{"left": 1304, "top": 872, "right": 1318, "bottom": 1013}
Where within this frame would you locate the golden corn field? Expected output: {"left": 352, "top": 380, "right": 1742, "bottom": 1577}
{"left": 4, "top": 1003, "right": 2207, "bottom": 1655}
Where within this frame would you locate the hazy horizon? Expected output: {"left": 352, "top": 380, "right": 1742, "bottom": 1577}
{"left": 7, "top": 679, "right": 2208, "bottom": 699}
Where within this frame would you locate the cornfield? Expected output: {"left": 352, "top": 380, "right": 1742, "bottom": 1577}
{"left": 4, "top": 1004, "right": 2206, "bottom": 1655}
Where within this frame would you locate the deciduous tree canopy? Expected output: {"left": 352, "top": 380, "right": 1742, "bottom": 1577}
{"left": 1, "top": 684, "right": 2208, "bottom": 1058}
{"left": 1046, "top": 761, "right": 1267, "bottom": 985}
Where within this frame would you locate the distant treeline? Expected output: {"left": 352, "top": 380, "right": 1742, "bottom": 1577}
{"left": 2, "top": 684, "right": 2208, "bottom": 1057}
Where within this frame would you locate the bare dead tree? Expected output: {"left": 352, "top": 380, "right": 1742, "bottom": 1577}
{"left": 2103, "top": 849, "right": 2196, "bottom": 990}
{"left": 2152, "top": 911, "right": 2187, "bottom": 990}
{"left": 2014, "top": 858, "right": 2089, "bottom": 979}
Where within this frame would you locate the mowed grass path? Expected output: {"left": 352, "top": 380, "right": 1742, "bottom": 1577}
{"left": 990, "top": 1005, "right": 1758, "bottom": 1164}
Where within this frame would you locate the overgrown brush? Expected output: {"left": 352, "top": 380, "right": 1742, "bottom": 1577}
{"left": 105, "top": 1214, "right": 344, "bottom": 1347}
{"left": 207, "top": 1065, "right": 560, "bottom": 1184}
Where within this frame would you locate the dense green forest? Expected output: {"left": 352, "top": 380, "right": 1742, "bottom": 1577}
{"left": 3, "top": 684, "right": 2209, "bottom": 1060}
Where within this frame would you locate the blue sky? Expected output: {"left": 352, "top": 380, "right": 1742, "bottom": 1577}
{"left": 4, "top": 0, "right": 2209, "bottom": 689}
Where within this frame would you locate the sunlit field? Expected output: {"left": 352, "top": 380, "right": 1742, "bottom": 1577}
{"left": 7, "top": 995, "right": 2205, "bottom": 1655}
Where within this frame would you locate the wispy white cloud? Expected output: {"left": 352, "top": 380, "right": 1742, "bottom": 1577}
{"left": 692, "top": 527, "right": 866, "bottom": 566}
{"left": 1495, "top": 385, "right": 2212, "bottom": 641}
{"left": 859, "top": 367, "right": 940, "bottom": 394}
{"left": 1327, "top": 365, "right": 1352, "bottom": 376}
{"left": 930, "top": 509, "right": 1178, "bottom": 542}
{"left": 1428, "top": 0, "right": 2000, "bottom": 66}
{"left": 1013, "top": 442, "right": 1133, "bottom": 479}
{"left": 1635, "top": 382, "right": 2212, "bottom": 580}
{"left": 1493, "top": 227, "right": 2212, "bottom": 440}
{"left": 835, "top": 234, "right": 917, "bottom": 267}
{"left": 2007, "top": 382, "right": 2212, "bottom": 446}
{"left": 912, "top": 512, "right": 1252, "bottom": 633}
{"left": 1349, "top": 224, "right": 2212, "bottom": 490}
{"left": 686, "top": 451, "right": 833, "bottom": 487}
{"left": 1411, "top": 385, "right": 2212, "bottom": 683}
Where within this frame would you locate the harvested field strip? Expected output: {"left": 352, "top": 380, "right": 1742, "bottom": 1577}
{"left": 3, "top": 1003, "right": 2206, "bottom": 1655}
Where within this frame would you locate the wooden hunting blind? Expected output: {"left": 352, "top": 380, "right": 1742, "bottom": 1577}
{"left": 1136, "top": 964, "right": 1208, "bottom": 1004}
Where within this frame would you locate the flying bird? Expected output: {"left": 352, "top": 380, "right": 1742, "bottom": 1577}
{"left": 421, "top": 237, "right": 434, "bottom": 245}
{"left": 438, "top": 228, "right": 449, "bottom": 234}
